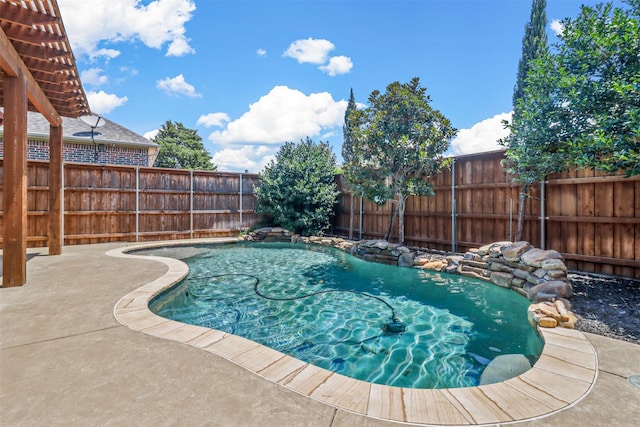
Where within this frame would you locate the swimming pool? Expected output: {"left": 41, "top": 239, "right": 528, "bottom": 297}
{"left": 142, "top": 241, "right": 543, "bottom": 389}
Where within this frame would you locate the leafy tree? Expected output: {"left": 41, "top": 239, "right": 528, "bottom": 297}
{"left": 153, "top": 120, "right": 216, "bottom": 170}
{"left": 503, "top": 0, "right": 639, "bottom": 241}
{"left": 341, "top": 88, "right": 359, "bottom": 239}
{"left": 344, "top": 77, "right": 456, "bottom": 244}
{"left": 501, "top": 0, "right": 549, "bottom": 242}
{"left": 546, "top": 1, "right": 639, "bottom": 176}
{"left": 254, "top": 138, "right": 340, "bottom": 236}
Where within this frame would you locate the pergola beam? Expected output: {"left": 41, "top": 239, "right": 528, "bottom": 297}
{"left": 1, "top": 28, "right": 61, "bottom": 127}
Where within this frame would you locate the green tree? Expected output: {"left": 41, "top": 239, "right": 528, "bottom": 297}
{"left": 254, "top": 138, "right": 340, "bottom": 236}
{"left": 513, "top": 0, "right": 548, "bottom": 107}
{"left": 341, "top": 88, "right": 358, "bottom": 239}
{"left": 344, "top": 77, "right": 456, "bottom": 244}
{"left": 547, "top": 1, "right": 639, "bottom": 175}
{"left": 502, "top": 1, "right": 639, "bottom": 240}
{"left": 502, "top": 0, "right": 549, "bottom": 242}
{"left": 153, "top": 120, "right": 216, "bottom": 170}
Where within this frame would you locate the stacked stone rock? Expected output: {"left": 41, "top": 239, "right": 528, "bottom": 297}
{"left": 348, "top": 240, "right": 415, "bottom": 267}
{"left": 242, "top": 227, "right": 293, "bottom": 242}
{"left": 242, "top": 228, "right": 576, "bottom": 330}
{"left": 454, "top": 241, "right": 573, "bottom": 302}
{"left": 450, "top": 241, "right": 576, "bottom": 330}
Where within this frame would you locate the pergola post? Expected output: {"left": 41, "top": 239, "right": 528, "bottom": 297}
{"left": 48, "top": 124, "right": 64, "bottom": 254}
{"left": 1, "top": 0, "right": 90, "bottom": 286}
{"left": 2, "top": 72, "right": 29, "bottom": 287}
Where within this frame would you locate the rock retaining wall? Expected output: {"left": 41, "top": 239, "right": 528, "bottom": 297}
{"left": 242, "top": 227, "right": 576, "bottom": 330}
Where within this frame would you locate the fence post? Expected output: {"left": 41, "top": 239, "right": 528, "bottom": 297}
{"left": 509, "top": 198, "right": 513, "bottom": 242}
{"left": 135, "top": 167, "right": 139, "bottom": 242}
{"left": 358, "top": 196, "right": 364, "bottom": 240}
{"left": 189, "top": 170, "right": 194, "bottom": 240}
{"left": 451, "top": 158, "right": 458, "bottom": 252}
{"left": 540, "top": 179, "right": 546, "bottom": 249}
{"left": 239, "top": 173, "right": 244, "bottom": 231}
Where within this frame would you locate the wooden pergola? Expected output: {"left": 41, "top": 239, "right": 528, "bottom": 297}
{"left": 1, "top": 0, "right": 90, "bottom": 287}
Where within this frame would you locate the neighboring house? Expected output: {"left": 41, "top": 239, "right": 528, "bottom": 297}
{"left": 0, "top": 109, "right": 159, "bottom": 167}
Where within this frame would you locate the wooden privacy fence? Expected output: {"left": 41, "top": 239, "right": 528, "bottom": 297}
{"left": 333, "top": 151, "right": 639, "bottom": 278}
{"left": 0, "top": 159, "right": 260, "bottom": 246}
{"left": 1, "top": 152, "right": 638, "bottom": 278}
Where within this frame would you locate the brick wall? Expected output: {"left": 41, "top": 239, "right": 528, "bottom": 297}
{"left": 0, "top": 139, "right": 151, "bottom": 166}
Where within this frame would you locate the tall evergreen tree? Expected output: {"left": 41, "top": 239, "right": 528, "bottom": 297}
{"left": 342, "top": 88, "right": 357, "bottom": 168}
{"left": 513, "top": 0, "right": 548, "bottom": 107}
{"left": 153, "top": 120, "right": 216, "bottom": 170}
{"left": 341, "top": 89, "right": 358, "bottom": 239}
{"left": 503, "top": 0, "right": 549, "bottom": 242}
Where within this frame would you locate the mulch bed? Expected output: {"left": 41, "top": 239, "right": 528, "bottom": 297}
{"left": 568, "top": 272, "right": 640, "bottom": 344}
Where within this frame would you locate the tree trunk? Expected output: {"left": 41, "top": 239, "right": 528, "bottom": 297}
{"left": 398, "top": 196, "right": 407, "bottom": 244}
{"left": 515, "top": 184, "right": 529, "bottom": 242}
{"left": 348, "top": 193, "right": 354, "bottom": 240}
{"left": 384, "top": 203, "right": 397, "bottom": 241}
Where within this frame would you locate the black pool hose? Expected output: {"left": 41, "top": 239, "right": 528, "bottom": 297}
{"left": 189, "top": 273, "right": 407, "bottom": 336}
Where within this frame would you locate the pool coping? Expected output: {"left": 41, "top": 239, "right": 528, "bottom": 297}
{"left": 110, "top": 238, "right": 599, "bottom": 426}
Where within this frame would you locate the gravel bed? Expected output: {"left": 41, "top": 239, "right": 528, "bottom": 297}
{"left": 568, "top": 272, "right": 640, "bottom": 344}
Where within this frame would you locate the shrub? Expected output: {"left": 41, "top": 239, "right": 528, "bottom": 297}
{"left": 255, "top": 138, "right": 340, "bottom": 236}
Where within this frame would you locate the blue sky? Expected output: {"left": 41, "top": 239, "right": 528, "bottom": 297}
{"left": 58, "top": 0, "right": 625, "bottom": 172}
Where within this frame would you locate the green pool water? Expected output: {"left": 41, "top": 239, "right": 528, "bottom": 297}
{"left": 145, "top": 242, "right": 543, "bottom": 389}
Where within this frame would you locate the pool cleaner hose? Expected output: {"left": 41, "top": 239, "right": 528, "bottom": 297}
{"left": 190, "top": 273, "right": 407, "bottom": 336}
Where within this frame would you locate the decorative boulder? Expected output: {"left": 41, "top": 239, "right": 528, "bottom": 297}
{"left": 527, "top": 280, "right": 573, "bottom": 301}
{"left": 541, "top": 258, "right": 567, "bottom": 271}
{"left": 477, "top": 241, "right": 511, "bottom": 257}
{"left": 520, "top": 248, "right": 563, "bottom": 268}
{"left": 490, "top": 271, "right": 514, "bottom": 288}
{"left": 479, "top": 354, "right": 533, "bottom": 385}
{"left": 503, "top": 241, "right": 533, "bottom": 261}
{"left": 398, "top": 252, "right": 415, "bottom": 268}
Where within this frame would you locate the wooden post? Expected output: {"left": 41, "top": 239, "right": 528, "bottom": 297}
{"left": 48, "top": 124, "right": 63, "bottom": 254}
{"left": 2, "top": 72, "right": 28, "bottom": 287}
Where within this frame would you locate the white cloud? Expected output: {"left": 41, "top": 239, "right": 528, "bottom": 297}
{"left": 211, "top": 145, "right": 276, "bottom": 173}
{"left": 157, "top": 74, "right": 201, "bottom": 97}
{"left": 81, "top": 68, "right": 108, "bottom": 86}
{"left": 449, "top": 112, "right": 511, "bottom": 156}
{"left": 197, "top": 113, "right": 231, "bottom": 127}
{"left": 283, "top": 38, "right": 335, "bottom": 64}
{"left": 86, "top": 90, "right": 128, "bottom": 114}
{"left": 256, "top": 48, "right": 267, "bottom": 57}
{"left": 207, "top": 86, "right": 347, "bottom": 145}
{"left": 144, "top": 129, "right": 159, "bottom": 140}
{"left": 166, "top": 36, "right": 195, "bottom": 56}
{"left": 58, "top": 0, "right": 196, "bottom": 59}
{"left": 550, "top": 19, "right": 565, "bottom": 36}
{"left": 319, "top": 55, "right": 353, "bottom": 76}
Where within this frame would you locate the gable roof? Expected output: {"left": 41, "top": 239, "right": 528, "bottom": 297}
{"left": 0, "top": 109, "right": 158, "bottom": 149}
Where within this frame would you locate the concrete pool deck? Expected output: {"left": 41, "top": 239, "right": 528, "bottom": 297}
{"left": 1, "top": 240, "right": 639, "bottom": 426}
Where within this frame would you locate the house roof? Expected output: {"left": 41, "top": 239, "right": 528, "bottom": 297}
{"left": 0, "top": 0, "right": 90, "bottom": 118}
{"left": 0, "top": 109, "right": 158, "bottom": 148}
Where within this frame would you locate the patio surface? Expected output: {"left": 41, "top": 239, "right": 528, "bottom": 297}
{"left": 1, "top": 240, "right": 639, "bottom": 426}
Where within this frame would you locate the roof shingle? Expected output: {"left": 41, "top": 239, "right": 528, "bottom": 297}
{"left": 0, "top": 109, "right": 158, "bottom": 148}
